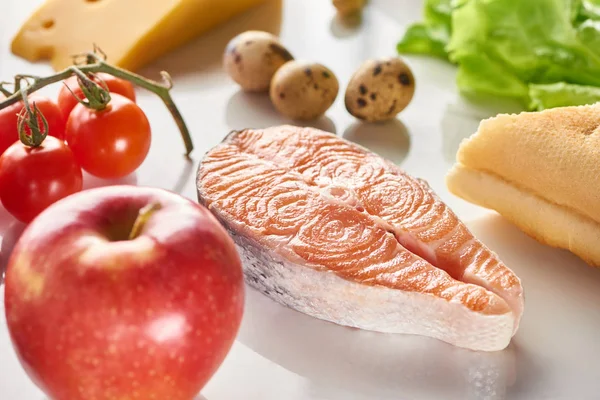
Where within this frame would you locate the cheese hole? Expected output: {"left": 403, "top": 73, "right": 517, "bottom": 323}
{"left": 42, "top": 19, "right": 55, "bottom": 29}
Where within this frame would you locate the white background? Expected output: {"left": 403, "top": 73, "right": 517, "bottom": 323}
{"left": 1, "top": 0, "right": 600, "bottom": 399}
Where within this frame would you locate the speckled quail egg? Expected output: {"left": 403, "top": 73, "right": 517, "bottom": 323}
{"left": 345, "top": 57, "right": 415, "bottom": 122}
{"left": 332, "top": 0, "right": 367, "bottom": 16}
{"left": 223, "top": 30, "right": 294, "bottom": 92}
{"left": 269, "top": 61, "right": 339, "bottom": 120}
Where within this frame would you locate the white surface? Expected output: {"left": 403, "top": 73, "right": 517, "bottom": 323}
{"left": 1, "top": 1, "right": 599, "bottom": 399}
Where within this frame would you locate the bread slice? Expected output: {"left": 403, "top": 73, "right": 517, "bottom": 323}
{"left": 447, "top": 103, "right": 600, "bottom": 266}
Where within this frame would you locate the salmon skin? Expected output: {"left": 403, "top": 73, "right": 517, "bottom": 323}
{"left": 196, "top": 125, "right": 524, "bottom": 352}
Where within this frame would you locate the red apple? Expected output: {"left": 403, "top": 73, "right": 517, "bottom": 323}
{"left": 4, "top": 185, "right": 245, "bottom": 400}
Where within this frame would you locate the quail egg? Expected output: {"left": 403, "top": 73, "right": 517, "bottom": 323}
{"left": 223, "top": 30, "right": 294, "bottom": 92}
{"left": 270, "top": 61, "right": 339, "bottom": 120}
{"left": 345, "top": 57, "right": 415, "bottom": 122}
{"left": 332, "top": 0, "right": 367, "bottom": 16}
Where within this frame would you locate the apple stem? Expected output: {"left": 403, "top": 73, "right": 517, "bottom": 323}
{"left": 129, "top": 203, "right": 162, "bottom": 240}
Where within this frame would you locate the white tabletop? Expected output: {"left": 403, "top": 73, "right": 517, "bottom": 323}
{"left": 1, "top": 1, "right": 600, "bottom": 399}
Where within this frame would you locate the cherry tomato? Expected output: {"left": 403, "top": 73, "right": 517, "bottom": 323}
{"left": 0, "top": 94, "right": 66, "bottom": 156}
{"left": 65, "top": 93, "right": 151, "bottom": 179}
{"left": 0, "top": 135, "right": 83, "bottom": 223}
{"left": 0, "top": 95, "right": 22, "bottom": 156}
{"left": 58, "top": 73, "right": 136, "bottom": 119}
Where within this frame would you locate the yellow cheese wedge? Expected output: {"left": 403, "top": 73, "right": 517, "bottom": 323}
{"left": 11, "top": 0, "right": 268, "bottom": 71}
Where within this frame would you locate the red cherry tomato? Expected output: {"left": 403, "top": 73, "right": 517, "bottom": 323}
{"left": 0, "top": 94, "right": 66, "bottom": 156}
{"left": 65, "top": 93, "right": 151, "bottom": 179}
{"left": 58, "top": 73, "right": 136, "bottom": 119}
{"left": 0, "top": 135, "right": 83, "bottom": 223}
{"left": 0, "top": 96, "right": 22, "bottom": 156}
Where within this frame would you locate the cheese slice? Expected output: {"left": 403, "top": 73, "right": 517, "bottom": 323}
{"left": 11, "top": 0, "right": 268, "bottom": 71}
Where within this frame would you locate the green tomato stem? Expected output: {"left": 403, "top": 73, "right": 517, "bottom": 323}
{"left": 0, "top": 50, "right": 194, "bottom": 156}
{"left": 0, "top": 83, "right": 12, "bottom": 97}
{"left": 18, "top": 86, "right": 49, "bottom": 147}
{"left": 70, "top": 69, "right": 112, "bottom": 111}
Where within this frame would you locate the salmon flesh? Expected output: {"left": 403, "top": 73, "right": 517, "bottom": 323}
{"left": 196, "top": 126, "right": 524, "bottom": 352}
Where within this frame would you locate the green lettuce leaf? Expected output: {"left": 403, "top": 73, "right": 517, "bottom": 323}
{"left": 577, "top": 20, "right": 600, "bottom": 54}
{"left": 580, "top": 0, "right": 600, "bottom": 20}
{"left": 448, "top": 0, "right": 600, "bottom": 86}
{"left": 529, "top": 82, "right": 600, "bottom": 110}
{"left": 455, "top": 53, "right": 529, "bottom": 101}
{"left": 398, "top": 0, "right": 600, "bottom": 110}
{"left": 396, "top": 0, "right": 453, "bottom": 59}
{"left": 396, "top": 24, "right": 450, "bottom": 59}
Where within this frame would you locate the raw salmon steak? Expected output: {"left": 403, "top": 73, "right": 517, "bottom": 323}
{"left": 196, "top": 126, "right": 524, "bottom": 352}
